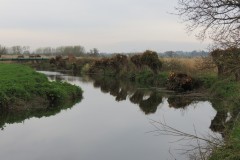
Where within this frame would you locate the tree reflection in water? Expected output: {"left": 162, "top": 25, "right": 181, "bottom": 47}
{"left": 0, "top": 99, "right": 81, "bottom": 130}
{"left": 90, "top": 76, "right": 211, "bottom": 116}
{"left": 90, "top": 76, "right": 225, "bottom": 159}
{"left": 90, "top": 76, "right": 232, "bottom": 140}
{"left": 0, "top": 72, "right": 230, "bottom": 160}
{"left": 209, "top": 100, "right": 240, "bottom": 137}
{"left": 91, "top": 76, "right": 165, "bottom": 115}
{"left": 139, "top": 92, "right": 163, "bottom": 114}
{"left": 41, "top": 74, "right": 234, "bottom": 138}
{"left": 168, "top": 96, "right": 196, "bottom": 109}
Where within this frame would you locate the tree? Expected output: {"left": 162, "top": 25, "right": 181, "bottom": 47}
{"left": 90, "top": 48, "right": 99, "bottom": 56}
{"left": 11, "top": 46, "right": 22, "bottom": 54}
{"left": 0, "top": 45, "right": 7, "bottom": 55}
{"left": 72, "top": 46, "right": 85, "bottom": 56}
{"left": 164, "top": 51, "right": 176, "bottom": 57}
{"left": 176, "top": 0, "right": 240, "bottom": 48}
{"left": 55, "top": 46, "right": 85, "bottom": 56}
{"left": 210, "top": 48, "right": 240, "bottom": 81}
{"left": 42, "top": 47, "right": 52, "bottom": 55}
{"left": 22, "top": 46, "right": 30, "bottom": 54}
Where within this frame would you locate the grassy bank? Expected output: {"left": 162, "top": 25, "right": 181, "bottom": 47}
{"left": 0, "top": 63, "right": 82, "bottom": 110}
{"left": 25, "top": 53, "right": 240, "bottom": 159}
{"left": 206, "top": 77, "right": 240, "bottom": 159}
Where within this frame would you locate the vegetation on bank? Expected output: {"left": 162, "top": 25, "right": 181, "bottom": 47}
{"left": 26, "top": 48, "right": 240, "bottom": 159}
{"left": 208, "top": 78, "right": 240, "bottom": 160}
{"left": 0, "top": 63, "right": 82, "bottom": 110}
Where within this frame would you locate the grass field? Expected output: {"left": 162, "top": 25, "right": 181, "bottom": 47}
{"left": 0, "top": 63, "right": 82, "bottom": 110}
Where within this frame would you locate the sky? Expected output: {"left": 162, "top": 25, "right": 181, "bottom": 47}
{"left": 0, "top": 0, "right": 210, "bottom": 53}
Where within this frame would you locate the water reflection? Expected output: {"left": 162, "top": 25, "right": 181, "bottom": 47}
{"left": 88, "top": 76, "right": 211, "bottom": 116}
{"left": 0, "top": 71, "right": 224, "bottom": 160}
{"left": 168, "top": 96, "right": 196, "bottom": 109}
{"left": 85, "top": 76, "right": 230, "bottom": 144}
{"left": 48, "top": 73, "right": 227, "bottom": 135}
{"left": 210, "top": 110, "right": 227, "bottom": 133}
{"left": 0, "top": 71, "right": 82, "bottom": 130}
{"left": 0, "top": 103, "right": 78, "bottom": 130}
{"left": 209, "top": 100, "right": 240, "bottom": 137}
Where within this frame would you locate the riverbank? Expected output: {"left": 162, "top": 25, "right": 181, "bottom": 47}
{"left": 0, "top": 63, "right": 83, "bottom": 111}
{"left": 207, "top": 76, "right": 240, "bottom": 159}
{"left": 25, "top": 54, "right": 240, "bottom": 159}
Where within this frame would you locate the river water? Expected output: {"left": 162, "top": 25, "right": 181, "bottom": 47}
{"left": 0, "top": 71, "right": 222, "bottom": 160}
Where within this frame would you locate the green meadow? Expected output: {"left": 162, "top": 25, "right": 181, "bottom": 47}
{"left": 0, "top": 63, "right": 82, "bottom": 110}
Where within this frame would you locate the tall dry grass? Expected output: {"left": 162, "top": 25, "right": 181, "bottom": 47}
{"left": 161, "top": 57, "right": 217, "bottom": 76}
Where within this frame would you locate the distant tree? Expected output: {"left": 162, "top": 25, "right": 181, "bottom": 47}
{"left": 55, "top": 45, "right": 85, "bottom": 56}
{"left": 90, "top": 48, "right": 99, "bottom": 57}
{"left": 56, "top": 46, "right": 65, "bottom": 55}
{"left": 176, "top": 0, "right": 240, "bottom": 48}
{"left": 11, "top": 46, "right": 22, "bottom": 54}
{"left": 23, "top": 50, "right": 30, "bottom": 54}
{"left": 72, "top": 46, "right": 85, "bottom": 56}
{"left": 42, "top": 47, "right": 52, "bottom": 55}
{"left": 0, "top": 45, "right": 7, "bottom": 55}
{"left": 35, "top": 48, "right": 43, "bottom": 54}
{"left": 164, "top": 51, "right": 176, "bottom": 57}
{"left": 22, "top": 46, "right": 30, "bottom": 55}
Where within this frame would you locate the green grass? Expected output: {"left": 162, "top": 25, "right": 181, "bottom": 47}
{"left": 210, "top": 121, "right": 240, "bottom": 160}
{"left": 198, "top": 74, "right": 240, "bottom": 159}
{"left": 0, "top": 63, "right": 82, "bottom": 109}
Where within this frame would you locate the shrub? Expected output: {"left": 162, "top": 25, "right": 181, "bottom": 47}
{"left": 89, "top": 54, "right": 128, "bottom": 75}
{"left": 130, "top": 50, "right": 162, "bottom": 74}
{"left": 141, "top": 50, "right": 162, "bottom": 73}
{"left": 166, "top": 72, "right": 195, "bottom": 92}
{"left": 130, "top": 54, "right": 142, "bottom": 69}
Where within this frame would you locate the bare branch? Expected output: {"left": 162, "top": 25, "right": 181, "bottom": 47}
{"left": 176, "top": 0, "right": 240, "bottom": 48}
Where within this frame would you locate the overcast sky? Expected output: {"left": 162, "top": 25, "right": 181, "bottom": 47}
{"left": 0, "top": 0, "right": 210, "bottom": 53}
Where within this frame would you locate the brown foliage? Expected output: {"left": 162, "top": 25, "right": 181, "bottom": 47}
{"left": 67, "top": 54, "right": 77, "bottom": 63}
{"left": 89, "top": 54, "right": 128, "bottom": 74}
{"left": 130, "top": 50, "right": 162, "bottom": 73}
{"left": 49, "top": 58, "right": 56, "bottom": 64}
{"left": 49, "top": 55, "right": 67, "bottom": 69}
{"left": 29, "top": 54, "right": 41, "bottom": 58}
{"left": 130, "top": 54, "right": 142, "bottom": 69}
{"left": 168, "top": 96, "right": 194, "bottom": 109}
{"left": 167, "top": 72, "right": 194, "bottom": 92}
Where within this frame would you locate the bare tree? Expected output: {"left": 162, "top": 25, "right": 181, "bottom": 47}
{"left": 11, "top": 46, "right": 23, "bottom": 54}
{"left": 89, "top": 48, "right": 99, "bottom": 57}
{"left": 0, "top": 45, "right": 7, "bottom": 55}
{"left": 176, "top": 0, "right": 240, "bottom": 48}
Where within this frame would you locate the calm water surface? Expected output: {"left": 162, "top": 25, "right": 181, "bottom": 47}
{"left": 0, "top": 71, "right": 221, "bottom": 160}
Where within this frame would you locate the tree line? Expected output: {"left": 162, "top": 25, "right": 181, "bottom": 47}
{"left": 0, "top": 45, "right": 100, "bottom": 57}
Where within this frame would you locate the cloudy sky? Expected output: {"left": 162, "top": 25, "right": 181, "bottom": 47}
{"left": 0, "top": 0, "right": 210, "bottom": 53}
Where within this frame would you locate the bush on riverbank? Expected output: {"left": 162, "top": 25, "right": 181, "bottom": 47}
{"left": 0, "top": 64, "right": 82, "bottom": 110}
{"left": 10, "top": 52, "right": 240, "bottom": 159}
{"left": 86, "top": 50, "right": 162, "bottom": 77}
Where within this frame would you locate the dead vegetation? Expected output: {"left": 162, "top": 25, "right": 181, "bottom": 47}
{"left": 161, "top": 57, "right": 216, "bottom": 75}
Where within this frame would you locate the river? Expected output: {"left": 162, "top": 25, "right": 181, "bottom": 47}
{"left": 0, "top": 71, "right": 222, "bottom": 160}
